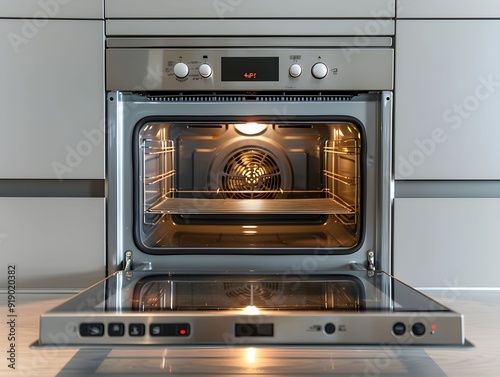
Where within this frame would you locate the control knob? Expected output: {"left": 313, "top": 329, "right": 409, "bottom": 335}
{"left": 411, "top": 323, "right": 426, "bottom": 337}
{"left": 174, "top": 62, "right": 189, "bottom": 79}
{"left": 199, "top": 63, "right": 212, "bottom": 78}
{"left": 289, "top": 64, "right": 302, "bottom": 78}
{"left": 311, "top": 62, "right": 328, "bottom": 79}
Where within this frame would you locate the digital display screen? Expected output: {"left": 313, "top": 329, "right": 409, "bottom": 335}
{"left": 221, "top": 57, "right": 279, "bottom": 82}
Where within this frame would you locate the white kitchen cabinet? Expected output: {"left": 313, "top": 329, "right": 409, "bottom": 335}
{"left": 395, "top": 20, "right": 500, "bottom": 180}
{"left": 0, "top": 0, "right": 103, "bottom": 18}
{"left": 397, "top": 0, "right": 500, "bottom": 18}
{"left": 0, "top": 198, "right": 105, "bottom": 290}
{"left": 393, "top": 198, "right": 500, "bottom": 288}
{"left": 0, "top": 20, "right": 104, "bottom": 179}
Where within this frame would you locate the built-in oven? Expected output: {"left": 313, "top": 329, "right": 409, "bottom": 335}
{"left": 114, "top": 90, "right": 381, "bottom": 260}
{"left": 38, "top": 10, "right": 465, "bottom": 347}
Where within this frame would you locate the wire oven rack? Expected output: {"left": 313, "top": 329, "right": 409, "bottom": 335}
{"left": 140, "top": 137, "right": 359, "bottom": 222}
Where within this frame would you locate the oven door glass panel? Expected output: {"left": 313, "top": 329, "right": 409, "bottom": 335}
{"left": 132, "top": 275, "right": 364, "bottom": 312}
{"left": 137, "top": 121, "right": 363, "bottom": 251}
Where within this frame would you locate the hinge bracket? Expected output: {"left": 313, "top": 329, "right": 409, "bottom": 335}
{"left": 124, "top": 250, "right": 133, "bottom": 272}
{"left": 367, "top": 250, "right": 376, "bottom": 271}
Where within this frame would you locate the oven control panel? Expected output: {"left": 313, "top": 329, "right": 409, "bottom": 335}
{"left": 107, "top": 48, "right": 393, "bottom": 91}
{"left": 59, "top": 314, "right": 463, "bottom": 346}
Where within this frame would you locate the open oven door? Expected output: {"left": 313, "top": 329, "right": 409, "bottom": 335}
{"left": 37, "top": 269, "right": 465, "bottom": 347}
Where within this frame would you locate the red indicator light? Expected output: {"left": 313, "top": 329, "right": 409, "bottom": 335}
{"left": 179, "top": 329, "right": 187, "bottom": 335}
{"left": 431, "top": 324, "right": 437, "bottom": 331}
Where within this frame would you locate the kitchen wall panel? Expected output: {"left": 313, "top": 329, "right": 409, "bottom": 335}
{"left": 393, "top": 198, "right": 500, "bottom": 288}
{"left": 395, "top": 20, "right": 500, "bottom": 180}
{"left": 0, "top": 0, "right": 103, "bottom": 19}
{"left": 0, "top": 198, "right": 105, "bottom": 289}
{"left": 0, "top": 20, "right": 104, "bottom": 179}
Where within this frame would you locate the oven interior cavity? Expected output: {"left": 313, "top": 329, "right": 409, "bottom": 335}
{"left": 137, "top": 121, "right": 362, "bottom": 251}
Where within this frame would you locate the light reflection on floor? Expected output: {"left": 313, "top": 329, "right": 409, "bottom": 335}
{"left": 56, "top": 347, "right": 447, "bottom": 376}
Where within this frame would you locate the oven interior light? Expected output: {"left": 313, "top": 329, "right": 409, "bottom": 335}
{"left": 235, "top": 123, "right": 268, "bottom": 135}
{"left": 243, "top": 225, "right": 257, "bottom": 234}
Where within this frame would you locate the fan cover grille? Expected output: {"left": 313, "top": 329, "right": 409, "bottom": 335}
{"left": 221, "top": 148, "right": 281, "bottom": 199}
{"left": 223, "top": 282, "right": 282, "bottom": 303}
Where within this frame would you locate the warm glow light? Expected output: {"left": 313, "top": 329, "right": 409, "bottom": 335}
{"left": 234, "top": 123, "right": 268, "bottom": 135}
{"left": 242, "top": 305, "right": 260, "bottom": 314}
{"left": 246, "top": 347, "right": 257, "bottom": 364}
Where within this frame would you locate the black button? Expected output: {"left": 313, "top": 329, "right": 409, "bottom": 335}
{"left": 324, "top": 323, "right": 336, "bottom": 335}
{"left": 129, "top": 324, "right": 145, "bottom": 336}
{"left": 108, "top": 323, "right": 125, "bottom": 337}
{"left": 79, "top": 323, "right": 104, "bottom": 337}
{"left": 392, "top": 322, "right": 406, "bottom": 336}
{"left": 150, "top": 324, "right": 191, "bottom": 337}
{"left": 412, "top": 323, "right": 426, "bottom": 337}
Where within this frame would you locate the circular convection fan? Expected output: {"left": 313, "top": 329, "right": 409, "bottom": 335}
{"left": 221, "top": 148, "right": 281, "bottom": 199}
{"left": 223, "top": 282, "right": 282, "bottom": 303}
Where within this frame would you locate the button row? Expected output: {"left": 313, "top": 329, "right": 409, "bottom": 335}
{"left": 392, "top": 322, "right": 426, "bottom": 337}
{"left": 174, "top": 62, "right": 212, "bottom": 79}
{"left": 79, "top": 323, "right": 190, "bottom": 337}
{"left": 173, "top": 62, "right": 330, "bottom": 79}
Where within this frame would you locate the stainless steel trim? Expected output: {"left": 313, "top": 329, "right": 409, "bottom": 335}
{"left": 106, "top": 19, "right": 395, "bottom": 37}
{"left": 378, "top": 92, "right": 393, "bottom": 273}
{"left": 105, "top": 0, "right": 396, "bottom": 19}
{"left": 107, "top": 92, "right": 384, "bottom": 271}
{"left": 107, "top": 37, "right": 393, "bottom": 49}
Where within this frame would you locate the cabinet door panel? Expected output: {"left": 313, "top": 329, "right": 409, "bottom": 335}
{"left": 0, "top": 0, "right": 103, "bottom": 19}
{"left": 397, "top": 0, "right": 500, "bottom": 18}
{"left": 0, "top": 20, "right": 104, "bottom": 179}
{"left": 395, "top": 21, "right": 500, "bottom": 180}
{"left": 394, "top": 198, "right": 500, "bottom": 288}
{"left": 0, "top": 198, "right": 105, "bottom": 290}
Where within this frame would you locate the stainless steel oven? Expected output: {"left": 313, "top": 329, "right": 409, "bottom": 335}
{"left": 38, "top": 10, "right": 465, "bottom": 347}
